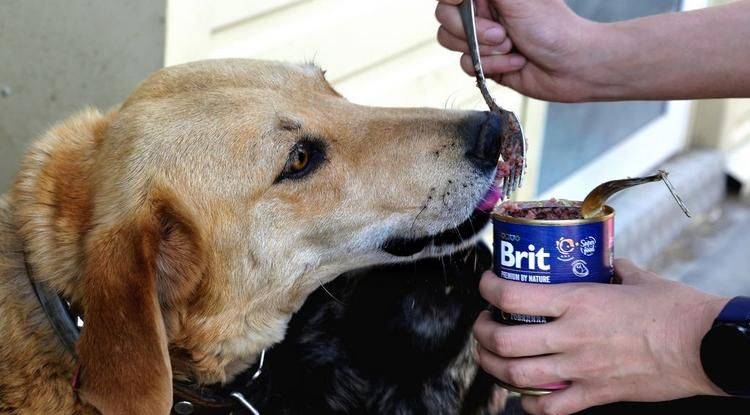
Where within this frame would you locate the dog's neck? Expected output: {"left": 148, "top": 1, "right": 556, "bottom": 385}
{"left": 11, "top": 109, "right": 109, "bottom": 305}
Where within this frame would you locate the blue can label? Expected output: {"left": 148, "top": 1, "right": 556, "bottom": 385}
{"left": 492, "top": 215, "right": 614, "bottom": 324}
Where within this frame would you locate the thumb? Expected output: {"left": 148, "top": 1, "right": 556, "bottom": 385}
{"left": 613, "top": 258, "right": 658, "bottom": 285}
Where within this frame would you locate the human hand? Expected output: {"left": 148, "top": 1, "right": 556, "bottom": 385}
{"left": 473, "top": 259, "right": 730, "bottom": 415}
{"left": 435, "top": 0, "right": 612, "bottom": 102}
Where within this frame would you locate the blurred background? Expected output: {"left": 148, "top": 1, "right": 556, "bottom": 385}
{"left": 1, "top": 0, "right": 748, "bottom": 294}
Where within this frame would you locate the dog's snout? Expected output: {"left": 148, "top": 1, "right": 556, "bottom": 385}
{"left": 464, "top": 112, "right": 502, "bottom": 171}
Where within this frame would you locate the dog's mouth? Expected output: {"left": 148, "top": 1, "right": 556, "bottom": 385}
{"left": 476, "top": 165, "right": 506, "bottom": 212}
{"left": 381, "top": 209, "right": 491, "bottom": 257}
{"left": 381, "top": 168, "right": 502, "bottom": 257}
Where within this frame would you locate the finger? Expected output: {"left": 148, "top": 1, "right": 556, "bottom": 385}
{"left": 473, "top": 311, "right": 567, "bottom": 357}
{"left": 613, "top": 258, "right": 656, "bottom": 285}
{"left": 478, "top": 271, "right": 573, "bottom": 317}
{"left": 435, "top": 4, "right": 508, "bottom": 44}
{"left": 476, "top": 345, "right": 567, "bottom": 389}
{"left": 438, "top": 27, "right": 513, "bottom": 55}
{"left": 460, "top": 53, "right": 526, "bottom": 76}
{"left": 491, "top": 71, "right": 521, "bottom": 91}
{"left": 522, "top": 383, "right": 601, "bottom": 415}
{"left": 475, "top": 0, "right": 495, "bottom": 19}
{"left": 496, "top": 37, "right": 513, "bottom": 54}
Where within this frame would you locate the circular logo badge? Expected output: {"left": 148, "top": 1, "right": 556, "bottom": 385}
{"left": 571, "top": 260, "right": 590, "bottom": 278}
{"left": 556, "top": 237, "right": 576, "bottom": 262}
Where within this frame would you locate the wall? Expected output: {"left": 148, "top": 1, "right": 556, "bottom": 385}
{"left": 165, "top": 0, "right": 523, "bottom": 113}
{"left": 0, "top": 0, "right": 166, "bottom": 192}
{"left": 689, "top": 0, "right": 750, "bottom": 189}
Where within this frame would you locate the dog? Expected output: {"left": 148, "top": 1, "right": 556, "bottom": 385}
{"left": 0, "top": 58, "right": 506, "bottom": 414}
{"left": 244, "top": 243, "right": 504, "bottom": 414}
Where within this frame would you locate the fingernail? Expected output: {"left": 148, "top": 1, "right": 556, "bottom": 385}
{"left": 484, "top": 28, "right": 505, "bottom": 44}
{"left": 510, "top": 55, "right": 526, "bottom": 67}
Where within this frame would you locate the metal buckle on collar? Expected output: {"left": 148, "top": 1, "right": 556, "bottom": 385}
{"left": 172, "top": 349, "right": 266, "bottom": 415}
{"left": 228, "top": 348, "right": 266, "bottom": 415}
{"left": 229, "top": 392, "right": 260, "bottom": 415}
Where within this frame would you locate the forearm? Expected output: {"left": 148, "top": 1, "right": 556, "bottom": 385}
{"left": 587, "top": 1, "right": 750, "bottom": 101}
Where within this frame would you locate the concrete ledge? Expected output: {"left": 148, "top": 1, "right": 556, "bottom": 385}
{"left": 654, "top": 198, "right": 750, "bottom": 296}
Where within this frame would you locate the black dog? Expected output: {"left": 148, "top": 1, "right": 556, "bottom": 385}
{"left": 248, "top": 243, "right": 499, "bottom": 414}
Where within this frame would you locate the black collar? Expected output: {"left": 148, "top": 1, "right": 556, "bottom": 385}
{"left": 23, "top": 255, "right": 265, "bottom": 415}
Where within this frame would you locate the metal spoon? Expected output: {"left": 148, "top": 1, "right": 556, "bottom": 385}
{"left": 459, "top": 0, "right": 527, "bottom": 200}
{"left": 581, "top": 170, "right": 692, "bottom": 219}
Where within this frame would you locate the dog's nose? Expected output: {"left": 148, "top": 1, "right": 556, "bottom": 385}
{"left": 464, "top": 111, "right": 502, "bottom": 171}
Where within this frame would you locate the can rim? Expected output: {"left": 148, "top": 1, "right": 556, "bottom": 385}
{"left": 494, "top": 380, "right": 554, "bottom": 396}
{"left": 491, "top": 202, "right": 614, "bottom": 226}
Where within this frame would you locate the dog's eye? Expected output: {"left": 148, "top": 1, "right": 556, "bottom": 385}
{"left": 289, "top": 148, "right": 310, "bottom": 173}
{"left": 275, "top": 138, "right": 326, "bottom": 183}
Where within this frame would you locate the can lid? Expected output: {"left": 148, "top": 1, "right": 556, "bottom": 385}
{"left": 492, "top": 200, "right": 614, "bottom": 226}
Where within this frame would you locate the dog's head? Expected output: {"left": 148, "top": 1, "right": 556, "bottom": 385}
{"left": 15, "top": 59, "right": 504, "bottom": 413}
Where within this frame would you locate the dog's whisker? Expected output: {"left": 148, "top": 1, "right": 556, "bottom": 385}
{"left": 451, "top": 88, "right": 470, "bottom": 109}
{"left": 466, "top": 216, "right": 478, "bottom": 247}
{"left": 410, "top": 204, "right": 429, "bottom": 237}
{"left": 438, "top": 253, "right": 448, "bottom": 285}
{"left": 457, "top": 219, "right": 467, "bottom": 246}
{"left": 443, "top": 89, "right": 461, "bottom": 110}
{"left": 318, "top": 281, "right": 345, "bottom": 305}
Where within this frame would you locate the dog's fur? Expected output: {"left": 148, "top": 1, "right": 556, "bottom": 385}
{"left": 246, "top": 243, "right": 503, "bottom": 414}
{"left": 0, "top": 59, "right": 501, "bottom": 414}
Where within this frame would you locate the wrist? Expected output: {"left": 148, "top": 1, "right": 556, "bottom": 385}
{"left": 700, "top": 296, "right": 750, "bottom": 397}
{"left": 695, "top": 297, "right": 733, "bottom": 396}
{"left": 658, "top": 293, "right": 730, "bottom": 397}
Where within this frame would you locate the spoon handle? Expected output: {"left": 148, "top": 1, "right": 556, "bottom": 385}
{"left": 581, "top": 170, "right": 692, "bottom": 219}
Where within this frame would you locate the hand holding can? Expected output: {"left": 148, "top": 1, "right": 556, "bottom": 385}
{"left": 473, "top": 261, "right": 729, "bottom": 414}
{"left": 489, "top": 200, "right": 614, "bottom": 394}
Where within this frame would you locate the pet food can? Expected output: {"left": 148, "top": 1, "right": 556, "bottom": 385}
{"left": 491, "top": 200, "right": 614, "bottom": 395}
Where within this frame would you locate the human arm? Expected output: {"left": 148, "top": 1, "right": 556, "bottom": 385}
{"left": 436, "top": 0, "right": 750, "bottom": 102}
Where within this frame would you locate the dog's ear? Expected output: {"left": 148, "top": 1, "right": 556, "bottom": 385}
{"left": 77, "top": 200, "right": 204, "bottom": 415}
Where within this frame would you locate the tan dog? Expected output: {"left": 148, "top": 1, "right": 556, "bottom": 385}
{"left": 0, "top": 59, "right": 503, "bottom": 414}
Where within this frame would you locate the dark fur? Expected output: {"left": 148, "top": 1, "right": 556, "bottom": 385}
{"left": 247, "top": 243, "right": 497, "bottom": 414}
